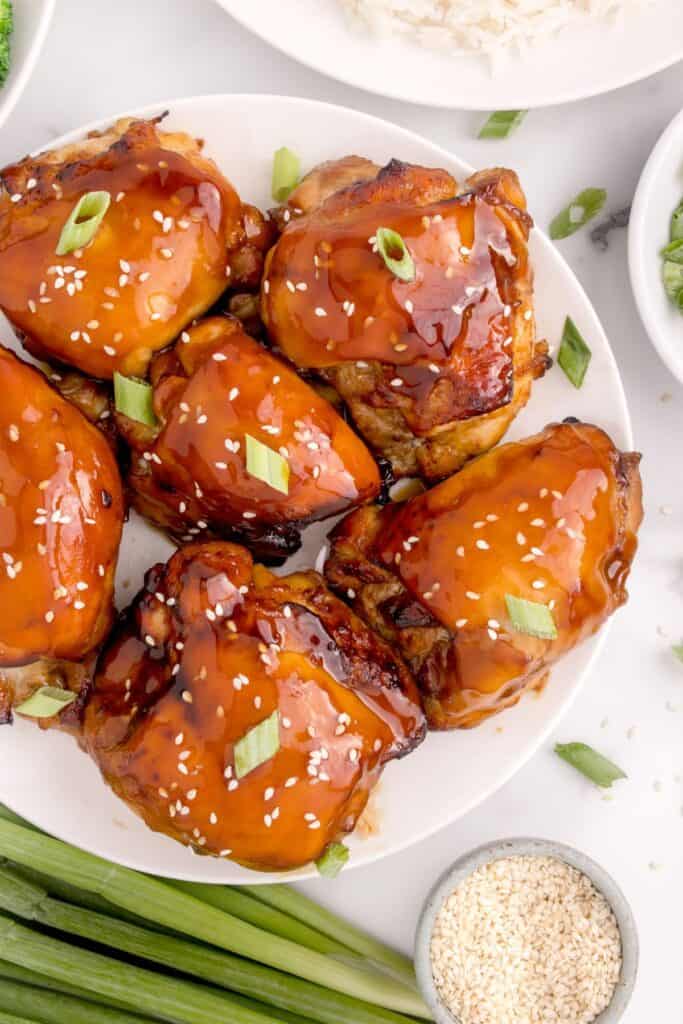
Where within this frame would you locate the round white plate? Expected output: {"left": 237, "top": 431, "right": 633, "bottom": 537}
{"left": 0, "top": 0, "right": 55, "bottom": 129}
{"left": 218, "top": 0, "right": 683, "bottom": 110}
{"left": 0, "top": 95, "right": 632, "bottom": 883}
{"left": 629, "top": 105, "right": 683, "bottom": 384}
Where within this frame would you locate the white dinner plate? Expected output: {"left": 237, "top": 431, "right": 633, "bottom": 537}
{"left": 0, "top": 0, "right": 55, "bottom": 129}
{"left": 629, "top": 105, "right": 683, "bottom": 384}
{"left": 0, "top": 95, "right": 632, "bottom": 883}
{"left": 218, "top": 0, "right": 683, "bottom": 110}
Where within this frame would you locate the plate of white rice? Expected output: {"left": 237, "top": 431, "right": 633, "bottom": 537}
{"left": 217, "top": 0, "right": 681, "bottom": 109}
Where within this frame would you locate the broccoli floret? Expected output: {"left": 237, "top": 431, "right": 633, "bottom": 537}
{"left": 0, "top": 0, "right": 13, "bottom": 88}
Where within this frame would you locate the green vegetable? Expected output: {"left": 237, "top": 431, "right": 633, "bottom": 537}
{"left": 316, "top": 843, "right": 350, "bottom": 879}
{"left": 245, "top": 434, "right": 289, "bottom": 495}
{"left": 557, "top": 316, "right": 592, "bottom": 389}
{"left": 670, "top": 201, "right": 683, "bottom": 241}
{"left": 113, "top": 373, "right": 157, "bottom": 427}
{"left": 505, "top": 594, "right": 557, "bottom": 640}
{"left": 56, "top": 191, "right": 111, "bottom": 256}
{"left": 0, "top": 1, "right": 12, "bottom": 88}
{"left": 549, "top": 188, "right": 607, "bottom": 240}
{"left": 478, "top": 110, "right": 527, "bottom": 140}
{"left": 14, "top": 687, "right": 76, "bottom": 719}
{"left": 0, "top": 817, "right": 428, "bottom": 1018}
{"left": 375, "top": 228, "right": 415, "bottom": 283}
{"left": 234, "top": 710, "right": 281, "bottom": 779}
{"left": 0, "top": 866, "right": 413, "bottom": 1024}
{"left": 660, "top": 238, "right": 683, "bottom": 264}
{"left": 555, "top": 742, "right": 626, "bottom": 788}
{"left": 662, "top": 260, "right": 683, "bottom": 303}
{"left": 1, "top": 975, "right": 153, "bottom": 1024}
{"left": 672, "top": 643, "right": 683, "bottom": 663}
{"left": 238, "top": 885, "right": 417, "bottom": 991}
{"left": 272, "top": 147, "right": 300, "bottom": 203}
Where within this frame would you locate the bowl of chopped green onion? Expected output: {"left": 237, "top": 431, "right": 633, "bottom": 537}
{"left": 0, "top": 0, "right": 55, "bottom": 130}
{"left": 630, "top": 105, "right": 683, "bottom": 385}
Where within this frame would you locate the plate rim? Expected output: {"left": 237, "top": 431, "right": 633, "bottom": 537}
{"left": 216, "top": 0, "right": 683, "bottom": 111}
{"left": 0, "top": 92, "right": 633, "bottom": 883}
{"left": 0, "top": 0, "right": 56, "bottom": 130}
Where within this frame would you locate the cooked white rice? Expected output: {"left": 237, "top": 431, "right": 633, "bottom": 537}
{"left": 340, "top": 0, "right": 647, "bottom": 64}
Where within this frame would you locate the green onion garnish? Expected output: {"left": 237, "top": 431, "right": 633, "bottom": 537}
{"left": 375, "top": 227, "right": 415, "bottom": 283}
{"left": 672, "top": 643, "right": 683, "bottom": 663}
{"left": 0, "top": 0, "right": 13, "bottom": 88}
{"left": 670, "top": 201, "right": 683, "bottom": 241}
{"left": 15, "top": 687, "right": 76, "bottom": 719}
{"left": 662, "top": 259, "right": 683, "bottom": 303}
{"left": 245, "top": 434, "right": 289, "bottom": 496}
{"left": 557, "top": 316, "right": 591, "bottom": 389}
{"left": 660, "top": 238, "right": 683, "bottom": 264}
{"left": 113, "top": 373, "right": 157, "bottom": 427}
{"left": 549, "top": 188, "right": 607, "bottom": 241}
{"left": 478, "top": 110, "right": 527, "bottom": 140}
{"left": 316, "top": 843, "right": 349, "bottom": 879}
{"left": 234, "top": 711, "right": 280, "bottom": 780}
{"left": 56, "top": 191, "right": 111, "bottom": 256}
{"left": 505, "top": 594, "right": 557, "bottom": 640}
{"left": 555, "top": 742, "right": 626, "bottom": 788}
{"left": 271, "top": 147, "right": 300, "bottom": 203}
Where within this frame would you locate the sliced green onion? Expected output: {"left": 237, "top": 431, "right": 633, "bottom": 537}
{"left": 557, "top": 316, "right": 591, "bottom": 389}
{"left": 549, "top": 188, "right": 607, "bottom": 240}
{"left": 245, "top": 434, "right": 289, "bottom": 495}
{"left": 316, "top": 843, "right": 349, "bottom": 879}
{"left": 662, "top": 260, "right": 683, "bottom": 303}
{"left": 113, "top": 373, "right": 157, "bottom": 427}
{"left": 15, "top": 687, "right": 76, "bottom": 719}
{"left": 505, "top": 594, "right": 557, "bottom": 640}
{"left": 271, "top": 147, "right": 300, "bottom": 203}
{"left": 234, "top": 711, "right": 280, "bottom": 780}
{"left": 375, "top": 228, "right": 415, "bottom": 283}
{"left": 555, "top": 742, "right": 626, "bottom": 788}
{"left": 660, "top": 238, "right": 683, "bottom": 264}
{"left": 670, "top": 201, "right": 683, "bottom": 241}
{"left": 56, "top": 191, "right": 111, "bottom": 256}
{"left": 478, "top": 110, "right": 527, "bottom": 140}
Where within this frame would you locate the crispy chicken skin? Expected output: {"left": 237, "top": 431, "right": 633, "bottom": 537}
{"left": 0, "top": 346, "right": 124, "bottom": 727}
{"left": 84, "top": 542, "right": 426, "bottom": 870}
{"left": 0, "top": 116, "right": 270, "bottom": 380}
{"left": 263, "top": 158, "right": 548, "bottom": 480}
{"left": 325, "top": 422, "right": 643, "bottom": 729}
{"left": 117, "top": 316, "right": 381, "bottom": 562}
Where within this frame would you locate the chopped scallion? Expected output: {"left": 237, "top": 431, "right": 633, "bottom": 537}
{"left": 15, "top": 687, "right": 76, "bottom": 719}
{"left": 56, "top": 191, "right": 111, "bottom": 256}
{"left": 660, "top": 238, "right": 683, "bottom": 264}
{"left": 662, "top": 260, "right": 683, "bottom": 303}
{"left": 478, "top": 110, "right": 527, "bottom": 140}
{"left": 557, "top": 316, "right": 591, "bottom": 389}
{"left": 505, "top": 594, "right": 557, "bottom": 640}
{"left": 549, "top": 188, "right": 607, "bottom": 240}
{"left": 234, "top": 711, "right": 280, "bottom": 780}
{"left": 316, "top": 843, "right": 349, "bottom": 879}
{"left": 113, "top": 373, "right": 157, "bottom": 427}
{"left": 245, "top": 434, "right": 289, "bottom": 495}
{"left": 375, "top": 227, "right": 415, "bottom": 283}
{"left": 670, "top": 201, "right": 683, "bottom": 241}
{"left": 555, "top": 742, "right": 626, "bottom": 788}
{"left": 272, "top": 147, "right": 300, "bottom": 203}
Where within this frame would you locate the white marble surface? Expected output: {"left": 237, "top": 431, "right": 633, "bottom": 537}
{"left": 3, "top": 2, "right": 683, "bottom": 1020}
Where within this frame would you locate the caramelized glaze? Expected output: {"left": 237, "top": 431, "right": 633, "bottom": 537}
{"left": 85, "top": 542, "right": 425, "bottom": 870}
{"left": 325, "top": 422, "right": 643, "bottom": 729}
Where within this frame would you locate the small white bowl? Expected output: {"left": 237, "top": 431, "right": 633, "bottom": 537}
{"left": 414, "top": 837, "right": 639, "bottom": 1024}
{"left": 629, "top": 105, "right": 683, "bottom": 384}
{"left": 0, "top": 0, "right": 55, "bottom": 130}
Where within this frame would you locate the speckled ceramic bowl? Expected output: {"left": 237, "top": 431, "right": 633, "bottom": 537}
{"left": 414, "top": 838, "right": 639, "bottom": 1024}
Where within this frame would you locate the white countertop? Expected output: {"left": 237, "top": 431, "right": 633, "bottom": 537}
{"left": 4, "top": 2, "right": 683, "bottom": 1020}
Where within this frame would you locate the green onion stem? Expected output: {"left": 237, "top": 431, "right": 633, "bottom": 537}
{"left": 0, "top": 913, "right": 286, "bottom": 1024}
{"left": 0, "top": 977, "right": 153, "bottom": 1024}
{"left": 0, "top": 1014, "right": 36, "bottom": 1024}
{"left": 0, "top": 866, "right": 415, "bottom": 1024}
{"left": 0, "top": 959, "right": 128, "bottom": 1007}
{"left": 0, "top": 819, "right": 428, "bottom": 1019}
{"left": 167, "top": 879, "right": 349, "bottom": 957}
{"left": 238, "top": 885, "right": 417, "bottom": 991}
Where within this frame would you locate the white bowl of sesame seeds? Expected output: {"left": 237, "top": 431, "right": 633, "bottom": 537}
{"left": 415, "top": 838, "right": 638, "bottom": 1024}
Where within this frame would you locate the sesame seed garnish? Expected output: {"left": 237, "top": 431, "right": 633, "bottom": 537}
{"left": 314, "top": 307, "right": 327, "bottom": 317}
{"left": 475, "top": 540, "right": 489, "bottom": 550}
{"left": 465, "top": 591, "right": 480, "bottom": 600}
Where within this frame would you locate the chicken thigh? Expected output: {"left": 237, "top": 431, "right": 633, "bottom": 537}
{"left": 325, "top": 421, "right": 642, "bottom": 729}
{"left": 263, "top": 158, "right": 548, "bottom": 480}
{"left": 84, "top": 541, "right": 426, "bottom": 870}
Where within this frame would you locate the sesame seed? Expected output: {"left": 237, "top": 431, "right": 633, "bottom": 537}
{"left": 475, "top": 539, "right": 489, "bottom": 550}
{"left": 465, "top": 591, "right": 480, "bottom": 600}
{"left": 314, "top": 307, "right": 327, "bottom": 317}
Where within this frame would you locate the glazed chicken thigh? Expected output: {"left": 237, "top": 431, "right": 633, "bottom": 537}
{"left": 0, "top": 116, "right": 269, "bottom": 380}
{"left": 84, "top": 541, "right": 426, "bottom": 870}
{"left": 117, "top": 316, "right": 381, "bottom": 562}
{"left": 325, "top": 421, "right": 642, "bottom": 729}
{"left": 0, "top": 346, "right": 124, "bottom": 726}
{"left": 263, "top": 157, "right": 548, "bottom": 480}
